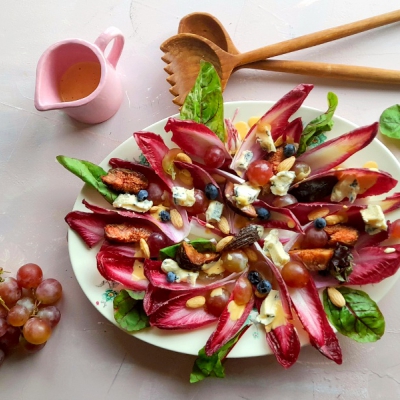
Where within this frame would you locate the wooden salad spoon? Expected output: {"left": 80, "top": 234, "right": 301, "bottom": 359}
{"left": 162, "top": 9, "right": 400, "bottom": 105}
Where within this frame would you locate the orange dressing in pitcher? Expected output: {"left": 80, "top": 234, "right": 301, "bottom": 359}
{"left": 59, "top": 62, "right": 101, "bottom": 102}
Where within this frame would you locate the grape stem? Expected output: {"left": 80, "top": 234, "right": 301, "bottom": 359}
{"left": 0, "top": 296, "right": 10, "bottom": 312}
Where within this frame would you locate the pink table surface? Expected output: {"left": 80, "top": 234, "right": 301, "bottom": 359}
{"left": 1, "top": 1, "right": 400, "bottom": 399}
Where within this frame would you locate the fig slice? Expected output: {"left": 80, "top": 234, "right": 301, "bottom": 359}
{"left": 230, "top": 84, "right": 313, "bottom": 176}
{"left": 165, "top": 118, "right": 231, "bottom": 166}
{"left": 176, "top": 241, "right": 220, "bottom": 272}
{"left": 290, "top": 279, "right": 342, "bottom": 364}
{"left": 296, "top": 122, "right": 378, "bottom": 176}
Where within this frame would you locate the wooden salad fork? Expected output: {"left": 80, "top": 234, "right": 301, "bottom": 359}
{"left": 161, "top": 9, "right": 400, "bottom": 106}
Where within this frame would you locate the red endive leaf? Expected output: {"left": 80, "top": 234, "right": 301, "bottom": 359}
{"left": 205, "top": 280, "right": 254, "bottom": 356}
{"left": 348, "top": 245, "right": 400, "bottom": 285}
{"left": 225, "top": 117, "right": 241, "bottom": 155}
{"left": 96, "top": 250, "right": 148, "bottom": 291}
{"left": 372, "top": 192, "right": 400, "bottom": 213}
{"left": 99, "top": 240, "right": 138, "bottom": 258}
{"left": 230, "top": 84, "right": 313, "bottom": 175}
{"left": 283, "top": 117, "right": 303, "bottom": 144}
{"left": 144, "top": 284, "right": 187, "bottom": 316}
{"left": 296, "top": 123, "right": 378, "bottom": 176}
{"left": 149, "top": 289, "right": 219, "bottom": 330}
{"left": 165, "top": 118, "right": 231, "bottom": 165}
{"left": 290, "top": 279, "right": 342, "bottom": 364}
{"left": 265, "top": 323, "right": 301, "bottom": 369}
{"left": 287, "top": 203, "right": 345, "bottom": 225}
{"left": 82, "top": 200, "right": 190, "bottom": 243}
{"left": 134, "top": 131, "right": 175, "bottom": 189}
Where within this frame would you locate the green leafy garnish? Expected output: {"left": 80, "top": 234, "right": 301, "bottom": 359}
{"left": 190, "top": 325, "right": 249, "bottom": 383}
{"left": 160, "top": 239, "right": 216, "bottom": 260}
{"left": 138, "top": 152, "right": 151, "bottom": 167}
{"left": 113, "top": 289, "right": 149, "bottom": 332}
{"left": 56, "top": 155, "right": 117, "bottom": 204}
{"left": 298, "top": 92, "right": 338, "bottom": 155}
{"left": 323, "top": 287, "right": 385, "bottom": 343}
{"left": 379, "top": 104, "right": 400, "bottom": 139}
{"left": 180, "top": 61, "right": 226, "bottom": 142}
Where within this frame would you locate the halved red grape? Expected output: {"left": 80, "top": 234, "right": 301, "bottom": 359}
{"left": 184, "top": 189, "right": 209, "bottom": 215}
{"left": 206, "top": 287, "right": 230, "bottom": 317}
{"left": 301, "top": 226, "right": 328, "bottom": 249}
{"left": 232, "top": 277, "right": 253, "bottom": 305}
{"left": 272, "top": 194, "right": 298, "bottom": 208}
{"left": 204, "top": 146, "right": 225, "bottom": 168}
{"left": 281, "top": 261, "right": 310, "bottom": 288}
{"left": 147, "top": 182, "right": 164, "bottom": 206}
{"left": 221, "top": 250, "right": 248, "bottom": 273}
{"left": 16, "top": 263, "right": 43, "bottom": 289}
{"left": 147, "top": 232, "right": 171, "bottom": 258}
{"left": 246, "top": 160, "right": 274, "bottom": 186}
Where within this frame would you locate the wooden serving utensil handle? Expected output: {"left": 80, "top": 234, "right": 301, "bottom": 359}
{"left": 237, "top": 9, "right": 400, "bottom": 66}
{"left": 236, "top": 59, "right": 400, "bottom": 84}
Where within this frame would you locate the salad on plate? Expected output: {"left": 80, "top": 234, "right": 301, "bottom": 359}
{"left": 58, "top": 62, "right": 400, "bottom": 382}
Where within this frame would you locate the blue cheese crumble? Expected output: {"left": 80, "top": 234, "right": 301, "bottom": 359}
{"left": 331, "top": 176, "right": 360, "bottom": 203}
{"left": 233, "top": 183, "right": 261, "bottom": 208}
{"left": 270, "top": 171, "right": 296, "bottom": 196}
{"left": 113, "top": 194, "right": 153, "bottom": 212}
{"left": 236, "top": 150, "right": 253, "bottom": 172}
{"left": 172, "top": 186, "right": 196, "bottom": 207}
{"left": 360, "top": 204, "right": 387, "bottom": 235}
{"left": 205, "top": 200, "right": 224, "bottom": 223}
{"left": 161, "top": 259, "right": 198, "bottom": 285}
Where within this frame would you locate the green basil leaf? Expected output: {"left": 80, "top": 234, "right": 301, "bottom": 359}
{"left": 125, "top": 289, "right": 146, "bottom": 300}
{"left": 56, "top": 155, "right": 117, "bottom": 204}
{"left": 379, "top": 104, "right": 400, "bottom": 139}
{"left": 113, "top": 289, "right": 150, "bottom": 332}
{"left": 190, "top": 325, "right": 249, "bottom": 383}
{"left": 160, "top": 239, "right": 216, "bottom": 261}
{"left": 323, "top": 287, "right": 385, "bottom": 343}
{"left": 298, "top": 92, "right": 338, "bottom": 155}
{"left": 180, "top": 61, "right": 226, "bottom": 142}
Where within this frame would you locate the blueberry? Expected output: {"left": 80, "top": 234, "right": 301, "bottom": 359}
{"left": 159, "top": 210, "right": 171, "bottom": 222}
{"left": 248, "top": 271, "right": 262, "bottom": 285}
{"left": 257, "top": 279, "right": 272, "bottom": 294}
{"left": 283, "top": 143, "right": 296, "bottom": 158}
{"left": 137, "top": 189, "right": 148, "bottom": 202}
{"left": 166, "top": 271, "right": 177, "bottom": 283}
{"left": 314, "top": 217, "right": 327, "bottom": 229}
{"left": 205, "top": 183, "right": 219, "bottom": 200}
{"left": 256, "top": 207, "right": 270, "bottom": 221}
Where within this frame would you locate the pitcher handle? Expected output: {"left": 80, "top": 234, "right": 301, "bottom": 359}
{"left": 94, "top": 27, "right": 125, "bottom": 68}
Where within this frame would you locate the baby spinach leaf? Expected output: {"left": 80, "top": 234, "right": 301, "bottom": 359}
{"left": 113, "top": 289, "right": 149, "bottom": 332}
{"left": 160, "top": 239, "right": 216, "bottom": 261}
{"left": 57, "top": 155, "right": 117, "bottom": 204}
{"left": 379, "top": 104, "right": 400, "bottom": 139}
{"left": 323, "top": 287, "right": 385, "bottom": 343}
{"left": 298, "top": 91, "right": 338, "bottom": 155}
{"left": 190, "top": 325, "right": 249, "bottom": 383}
{"left": 180, "top": 61, "right": 226, "bottom": 142}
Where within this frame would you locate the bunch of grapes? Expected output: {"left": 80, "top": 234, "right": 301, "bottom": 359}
{"left": 0, "top": 263, "right": 62, "bottom": 366}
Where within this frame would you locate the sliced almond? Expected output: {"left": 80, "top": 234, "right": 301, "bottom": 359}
{"left": 175, "top": 152, "right": 192, "bottom": 164}
{"left": 186, "top": 296, "right": 206, "bottom": 309}
{"left": 216, "top": 236, "right": 234, "bottom": 252}
{"left": 307, "top": 207, "right": 330, "bottom": 221}
{"left": 277, "top": 156, "right": 296, "bottom": 172}
{"left": 243, "top": 247, "right": 258, "bottom": 262}
{"left": 327, "top": 287, "right": 346, "bottom": 308}
{"left": 218, "top": 216, "right": 230, "bottom": 235}
{"left": 140, "top": 238, "right": 150, "bottom": 259}
{"left": 274, "top": 135, "right": 284, "bottom": 147}
{"left": 205, "top": 223, "right": 215, "bottom": 229}
{"left": 211, "top": 174, "right": 226, "bottom": 184}
{"left": 170, "top": 209, "right": 183, "bottom": 229}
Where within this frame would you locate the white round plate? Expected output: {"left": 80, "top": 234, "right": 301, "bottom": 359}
{"left": 68, "top": 101, "right": 400, "bottom": 358}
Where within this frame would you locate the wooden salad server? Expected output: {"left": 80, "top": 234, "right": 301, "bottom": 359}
{"left": 161, "top": 9, "right": 400, "bottom": 105}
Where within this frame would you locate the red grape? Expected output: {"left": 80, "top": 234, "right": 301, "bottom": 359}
{"left": 246, "top": 160, "right": 274, "bottom": 186}
{"left": 291, "top": 161, "right": 311, "bottom": 181}
{"left": 162, "top": 148, "right": 181, "bottom": 177}
{"left": 22, "top": 339, "right": 47, "bottom": 354}
{"left": 7, "top": 304, "right": 30, "bottom": 327}
{"left": 0, "top": 277, "right": 22, "bottom": 307}
{"left": 35, "top": 279, "right": 62, "bottom": 305}
{"left": 232, "top": 276, "right": 253, "bottom": 305}
{"left": 0, "top": 348, "right": 4, "bottom": 367}
{"left": 0, "top": 305, "right": 8, "bottom": 319}
{"left": 16, "top": 297, "right": 36, "bottom": 314}
{"left": 206, "top": 287, "right": 230, "bottom": 317}
{"left": 281, "top": 261, "right": 310, "bottom": 288}
{"left": 23, "top": 318, "right": 52, "bottom": 345}
{"left": 390, "top": 219, "right": 400, "bottom": 239}
{"left": 301, "top": 226, "right": 328, "bottom": 249}
{"left": 203, "top": 146, "right": 225, "bottom": 168}
{"left": 221, "top": 250, "right": 248, "bottom": 273}
{"left": 0, "top": 318, "right": 8, "bottom": 337}
{"left": 184, "top": 189, "right": 209, "bottom": 215}
{"left": 0, "top": 325, "right": 21, "bottom": 352}
{"left": 147, "top": 232, "right": 171, "bottom": 258}
{"left": 37, "top": 306, "right": 61, "bottom": 328}
{"left": 16, "top": 263, "right": 43, "bottom": 289}
{"left": 147, "top": 182, "right": 165, "bottom": 206}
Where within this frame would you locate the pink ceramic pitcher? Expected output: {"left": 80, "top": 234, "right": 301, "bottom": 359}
{"left": 34, "top": 27, "right": 124, "bottom": 124}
